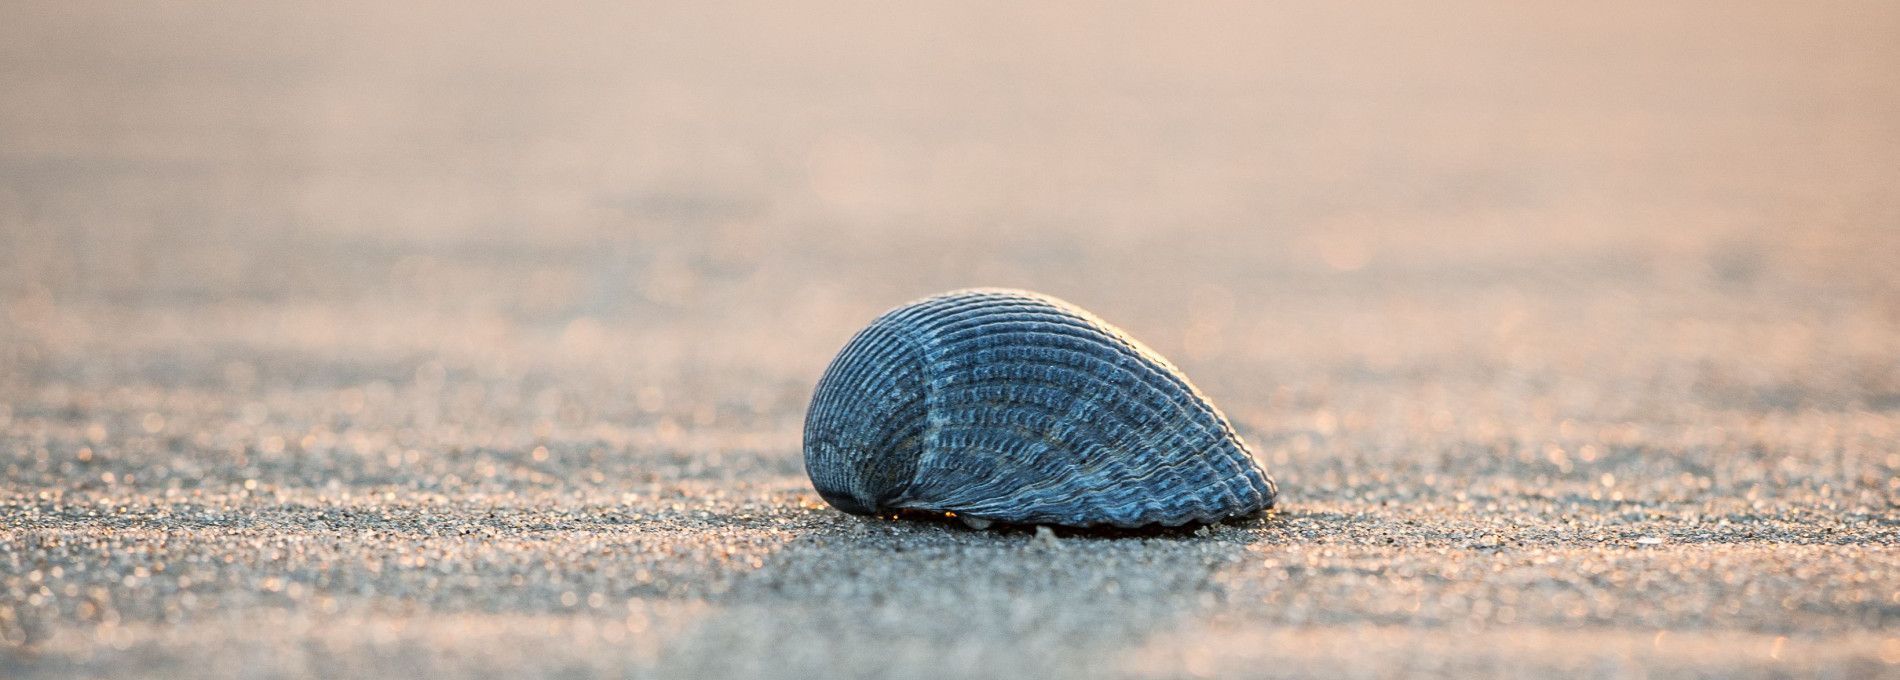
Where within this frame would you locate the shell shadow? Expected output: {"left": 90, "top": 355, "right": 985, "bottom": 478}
{"left": 639, "top": 504, "right": 1290, "bottom": 678}
{"left": 884, "top": 507, "right": 1281, "bottom": 539}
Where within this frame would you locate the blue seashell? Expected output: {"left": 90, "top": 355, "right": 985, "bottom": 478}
{"left": 803, "top": 288, "right": 1277, "bottom": 528}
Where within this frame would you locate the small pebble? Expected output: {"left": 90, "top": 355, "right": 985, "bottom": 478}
{"left": 1033, "top": 525, "right": 1060, "bottom": 548}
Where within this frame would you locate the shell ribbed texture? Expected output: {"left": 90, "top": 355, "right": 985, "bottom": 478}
{"left": 803, "top": 289, "right": 1277, "bottom": 528}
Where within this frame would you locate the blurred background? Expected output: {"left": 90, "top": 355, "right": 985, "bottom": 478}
{"left": 3, "top": 0, "right": 1897, "bottom": 499}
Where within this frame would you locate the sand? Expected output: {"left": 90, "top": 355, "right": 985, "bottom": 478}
{"left": 2, "top": 2, "right": 1897, "bottom": 678}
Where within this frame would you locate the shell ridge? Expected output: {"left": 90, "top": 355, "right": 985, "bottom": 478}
{"left": 906, "top": 291, "right": 1270, "bottom": 521}
{"left": 950, "top": 341, "right": 1246, "bottom": 512}
{"left": 904, "top": 380, "right": 1262, "bottom": 523}
{"left": 915, "top": 409, "right": 1270, "bottom": 524}
{"left": 902, "top": 290, "right": 1083, "bottom": 338}
{"left": 904, "top": 351, "right": 1200, "bottom": 516}
{"left": 803, "top": 310, "right": 934, "bottom": 513}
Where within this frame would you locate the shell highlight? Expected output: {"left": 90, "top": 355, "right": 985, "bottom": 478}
{"left": 803, "top": 288, "right": 1277, "bottom": 528}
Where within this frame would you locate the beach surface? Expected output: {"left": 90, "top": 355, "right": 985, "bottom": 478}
{"left": 3, "top": 2, "right": 1897, "bottom": 677}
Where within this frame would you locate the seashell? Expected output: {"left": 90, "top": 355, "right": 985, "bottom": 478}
{"left": 803, "top": 288, "right": 1277, "bottom": 528}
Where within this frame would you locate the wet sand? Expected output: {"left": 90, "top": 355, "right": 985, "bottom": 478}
{"left": 3, "top": 2, "right": 1897, "bottom": 678}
